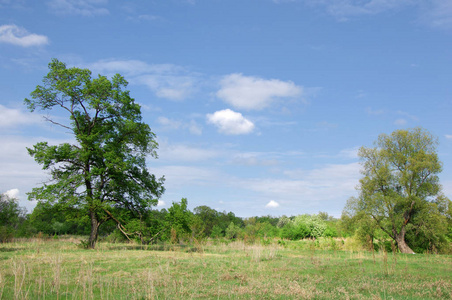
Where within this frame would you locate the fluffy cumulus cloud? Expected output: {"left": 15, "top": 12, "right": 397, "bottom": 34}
{"left": 206, "top": 109, "right": 255, "bottom": 135}
{"left": 216, "top": 73, "right": 302, "bottom": 110}
{"left": 4, "top": 188, "right": 19, "bottom": 199}
{"left": 89, "top": 59, "right": 199, "bottom": 101}
{"left": 47, "top": 0, "right": 109, "bottom": 16}
{"left": 265, "top": 200, "right": 280, "bottom": 208}
{"left": 0, "top": 24, "right": 48, "bottom": 47}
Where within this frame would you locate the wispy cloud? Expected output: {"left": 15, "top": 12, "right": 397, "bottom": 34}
{"left": 445, "top": 134, "right": 452, "bottom": 139}
{"left": 157, "top": 142, "right": 220, "bottom": 162}
{"left": 420, "top": 0, "right": 452, "bottom": 28}
{"left": 394, "top": 118, "right": 407, "bottom": 126}
{"left": 305, "top": 0, "right": 411, "bottom": 21}
{"left": 366, "top": 107, "right": 385, "bottom": 115}
{"left": 217, "top": 73, "right": 303, "bottom": 110}
{"left": 47, "top": 0, "right": 109, "bottom": 16}
{"left": 231, "top": 152, "right": 279, "bottom": 166}
{"left": 0, "top": 135, "right": 68, "bottom": 211}
{"left": 207, "top": 109, "right": 255, "bottom": 135}
{"left": 157, "top": 117, "right": 203, "bottom": 135}
{"left": 89, "top": 59, "right": 200, "bottom": 101}
{"left": 0, "top": 24, "right": 48, "bottom": 47}
{"left": 305, "top": 0, "right": 452, "bottom": 29}
{"left": 0, "top": 105, "right": 42, "bottom": 128}
{"left": 229, "top": 162, "right": 361, "bottom": 215}
{"left": 152, "top": 150, "right": 361, "bottom": 216}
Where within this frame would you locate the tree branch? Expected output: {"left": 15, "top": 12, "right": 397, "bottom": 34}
{"left": 43, "top": 116, "right": 72, "bottom": 131}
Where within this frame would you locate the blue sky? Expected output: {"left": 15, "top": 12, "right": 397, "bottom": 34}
{"left": 1, "top": 0, "right": 452, "bottom": 217}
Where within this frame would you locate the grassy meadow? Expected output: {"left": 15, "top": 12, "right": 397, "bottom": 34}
{"left": 0, "top": 237, "right": 451, "bottom": 299}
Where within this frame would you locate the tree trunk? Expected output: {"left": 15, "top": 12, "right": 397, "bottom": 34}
{"left": 394, "top": 227, "right": 415, "bottom": 254}
{"left": 88, "top": 210, "right": 100, "bottom": 249}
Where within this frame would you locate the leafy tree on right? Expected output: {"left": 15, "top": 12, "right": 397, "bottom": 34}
{"left": 350, "top": 127, "right": 450, "bottom": 253}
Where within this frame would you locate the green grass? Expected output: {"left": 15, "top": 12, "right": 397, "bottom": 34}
{"left": 0, "top": 238, "right": 451, "bottom": 299}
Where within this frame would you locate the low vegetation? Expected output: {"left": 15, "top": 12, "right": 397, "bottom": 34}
{"left": 0, "top": 237, "right": 450, "bottom": 299}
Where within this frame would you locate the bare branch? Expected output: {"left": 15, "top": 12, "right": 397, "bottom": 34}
{"left": 43, "top": 116, "right": 72, "bottom": 130}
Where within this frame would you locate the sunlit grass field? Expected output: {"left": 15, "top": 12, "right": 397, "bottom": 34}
{"left": 0, "top": 237, "right": 451, "bottom": 299}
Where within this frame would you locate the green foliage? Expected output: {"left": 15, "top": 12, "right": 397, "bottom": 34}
{"left": 280, "top": 222, "right": 310, "bottom": 240}
{"left": 280, "top": 214, "right": 328, "bottom": 240}
{"left": 193, "top": 205, "right": 219, "bottom": 237}
{"left": 0, "top": 193, "right": 26, "bottom": 229}
{"left": 210, "top": 225, "right": 224, "bottom": 238}
{"left": 352, "top": 128, "right": 449, "bottom": 253}
{"left": 277, "top": 215, "right": 290, "bottom": 228}
{"left": 24, "top": 59, "right": 164, "bottom": 248}
{"left": 28, "top": 202, "right": 91, "bottom": 236}
{"left": 0, "top": 193, "right": 27, "bottom": 242}
{"left": 225, "top": 222, "right": 240, "bottom": 240}
{"left": 165, "top": 198, "right": 192, "bottom": 242}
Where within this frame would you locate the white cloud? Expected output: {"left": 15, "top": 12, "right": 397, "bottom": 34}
{"left": 445, "top": 135, "right": 452, "bottom": 139}
{"left": 0, "top": 24, "right": 48, "bottom": 47}
{"left": 0, "top": 136, "right": 51, "bottom": 211}
{"left": 137, "top": 74, "right": 196, "bottom": 100}
{"left": 231, "top": 152, "right": 278, "bottom": 166}
{"left": 158, "top": 142, "right": 220, "bottom": 162}
{"left": 151, "top": 150, "right": 361, "bottom": 216}
{"left": 396, "top": 110, "right": 418, "bottom": 121}
{"left": 394, "top": 118, "right": 407, "bottom": 126}
{"left": 306, "top": 0, "right": 452, "bottom": 29}
{"left": 366, "top": 107, "right": 385, "bottom": 115}
{"left": 443, "top": 180, "right": 452, "bottom": 199}
{"left": 251, "top": 162, "right": 361, "bottom": 204}
{"left": 420, "top": 0, "right": 452, "bottom": 28}
{"left": 47, "top": 0, "right": 109, "bottom": 16}
{"left": 157, "top": 117, "right": 202, "bottom": 135}
{"left": 206, "top": 109, "right": 255, "bottom": 135}
{"left": 188, "top": 120, "right": 202, "bottom": 135}
{"left": 265, "top": 200, "right": 280, "bottom": 208}
{"left": 216, "top": 73, "right": 302, "bottom": 110}
{"left": 89, "top": 59, "right": 199, "bottom": 101}
{"left": 157, "top": 117, "right": 182, "bottom": 130}
{"left": 0, "top": 105, "right": 41, "bottom": 128}
{"left": 157, "top": 200, "right": 166, "bottom": 207}
{"left": 305, "top": 0, "right": 412, "bottom": 20}
{"left": 339, "top": 147, "right": 359, "bottom": 159}
{"left": 4, "top": 188, "right": 19, "bottom": 199}
{"left": 153, "top": 165, "right": 222, "bottom": 189}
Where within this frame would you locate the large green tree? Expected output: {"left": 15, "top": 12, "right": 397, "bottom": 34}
{"left": 25, "top": 59, "right": 165, "bottom": 248}
{"left": 354, "top": 128, "right": 448, "bottom": 253}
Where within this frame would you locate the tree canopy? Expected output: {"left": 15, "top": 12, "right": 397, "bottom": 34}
{"left": 24, "top": 59, "right": 164, "bottom": 248}
{"left": 351, "top": 127, "right": 449, "bottom": 253}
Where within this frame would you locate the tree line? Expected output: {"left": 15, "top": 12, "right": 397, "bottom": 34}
{"left": 2, "top": 59, "right": 450, "bottom": 254}
{"left": 2, "top": 192, "right": 451, "bottom": 253}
